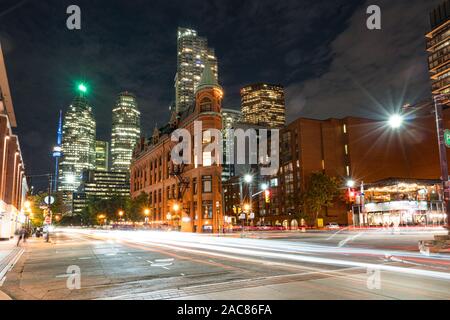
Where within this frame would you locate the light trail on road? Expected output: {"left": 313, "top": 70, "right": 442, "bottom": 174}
{"left": 63, "top": 228, "right": 450, "bottom": 281}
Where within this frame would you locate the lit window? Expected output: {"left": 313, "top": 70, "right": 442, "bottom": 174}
{"left": 203, "top": 152, "right": 212, "bottom": 167}
{"left": 202, "top": 175, "right": 212, "bottom": 193}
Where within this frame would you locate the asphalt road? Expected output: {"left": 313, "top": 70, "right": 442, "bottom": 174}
{"left": 1, "top": 228, "right": 449, "bottom": 300}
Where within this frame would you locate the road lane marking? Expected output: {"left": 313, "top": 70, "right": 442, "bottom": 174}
{"left": 155, "top": 258, "right": 174, "bottom": 263}
{"left": 326, "top": 227, "right": 350, "bottom": 240}
{"left": 338, "top": 232, "right": 364, "bottom": 247}
{"left": 147, "top": 259, "right": 173, "bottom": 269}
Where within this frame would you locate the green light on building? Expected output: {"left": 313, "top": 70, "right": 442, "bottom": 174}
{"left": 78, "top": 83, "right": 87, "bottom": 93}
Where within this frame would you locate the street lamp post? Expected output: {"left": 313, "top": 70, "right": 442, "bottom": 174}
{"left": 244, "top": 174, "right": 253, "bottom": 214}
{"left": 144, "top": 208, "right": 150, "bottom": 225}
{"left": 389, "top": 104, "right": 450, "bottom": 252}
{"left": 172, "top": 203, "right": 180, "bottom": 230}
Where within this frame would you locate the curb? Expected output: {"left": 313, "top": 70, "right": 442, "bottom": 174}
{"left": 0, "top": 289, "right": 12, "bottom": 300}
{"left": 0, "top": 247, "right": 24, "bottom": 289}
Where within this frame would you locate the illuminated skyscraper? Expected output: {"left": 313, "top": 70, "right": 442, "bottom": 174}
{"left": 174, "top": 27, "right": 218, "bottom": 113}
{"left": 95, "top": 140, "right": 109, "bottom": 171}
{"left": 221, "top": 108, "right": 243, "bottom": 180}
{"left": 241, "top": 83, "right": 286, "bottom": 129}
{"left": 427, "top": 0, "right": 450, "bottom": 105}
{"left": 111, "top": 92, "right": 140, "bottom": 172}
{"left": 59, "top": 85, "right": 96, "bottom": 193}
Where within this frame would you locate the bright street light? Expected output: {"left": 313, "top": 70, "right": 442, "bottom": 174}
{"left": 388, "top": 114, "right": 404, "bottom": 129}
{"left": 144, "top": 208, "right": 150, "bottom": 216}
{"left": 243, "top": 203, "right": 251, "bottom": 212}
{"left": 173, "top": 203, "right": 180, "bottom": 212}
{"left": 261, "top": 183, "right": 269, "bottom": 191}
{"left": 118, "top": 211, "right": 124, "bottom": 217}
{"left": 346, "top": 180, "right": 355, "bottom": 188}
{"left": 244, "top": 174, "right": 253, "bottom": 183}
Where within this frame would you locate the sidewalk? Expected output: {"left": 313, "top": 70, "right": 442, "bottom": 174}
{"left": 0, "top": 238, "right": 25, "bottom": 300}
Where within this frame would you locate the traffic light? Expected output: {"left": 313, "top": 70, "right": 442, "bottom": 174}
{"left": 265, "top": 189, "right": 271, "bottom": 203}
{"left": 347, "top": 189, "right": 356, "bottom": 203}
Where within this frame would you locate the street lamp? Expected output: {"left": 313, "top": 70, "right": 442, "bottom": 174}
{"left": 144, "top": 208, "right": 150, "bottom": 225}
{"left": 346, "top": 179, "right": 355, "bottom": 188}
{"left": 172, "top": 203, "right": 180, "bottom": 212}
{"left": 244, "top": 174, "right": 253, "bottom": 184}
{"left": 243, "top": 203, "right": 251, "bottom": 213}
{"left": 388, "top": 114, "right": 404, "bottom": 129}
{"left": 261, "top": 183, "right": 269, "bottom": 191}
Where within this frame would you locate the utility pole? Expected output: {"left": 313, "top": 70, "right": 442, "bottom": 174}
{"left": 46, "top": 173, "right": 53, "bottom": 243}
{"left": 419, "top": 95, "right": 450, "bottom": 253}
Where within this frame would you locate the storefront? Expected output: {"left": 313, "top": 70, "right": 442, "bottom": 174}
{"left": 353, "top": 178, "right": 447, "bottom": 227}
{"left": 363, "top": 200, "right": 447, "bottom": 227}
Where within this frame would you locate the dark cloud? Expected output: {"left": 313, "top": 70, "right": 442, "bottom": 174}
{"left": 285, "top": 0, "right": 441, "bottom": 121}
{"left": 0, "top": 0, "right": 438, "bottom": 189}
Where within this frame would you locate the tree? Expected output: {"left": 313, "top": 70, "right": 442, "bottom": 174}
{"left": 126, "top": 192, "right": 149, "bottom": 222}
{"left": 27, "top": 192, "right": 68, "bottom": 226}
{"left": 301, "top": 172, "right": 341, "bottom": 227}
{"left": 82, "top": 195, "right": 128, "bottom": 224}
{"left": 28, "top": 193, "right": 45, "bottom": 227}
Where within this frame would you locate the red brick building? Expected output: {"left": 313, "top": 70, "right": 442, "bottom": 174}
{"left": 131, "top": 66, "right": 224, "bottom": 233}
{"left": 0, "top": 44, "right": 28, "bottom": 239}
{"left": 259, "top": 109, "right": 450, "bottom": 227}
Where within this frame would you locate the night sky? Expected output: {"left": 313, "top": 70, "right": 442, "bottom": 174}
{"left": 0, "top": 0, "right": 443, "bottom": 190}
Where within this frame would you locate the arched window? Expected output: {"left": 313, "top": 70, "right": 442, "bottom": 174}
{"left": 200, "top": 98, "right": 212, "bottom": 112}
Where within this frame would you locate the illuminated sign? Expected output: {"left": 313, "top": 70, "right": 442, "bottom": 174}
{"left": 364, "top": 201, "right": 428, "bottom": 213}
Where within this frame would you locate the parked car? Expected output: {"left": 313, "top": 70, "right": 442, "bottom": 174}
{"left": 327, "top": 222, "right": 340, "bottom": 229}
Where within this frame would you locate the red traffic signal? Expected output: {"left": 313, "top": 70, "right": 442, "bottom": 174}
{"left": 347, "top": 189, "right": 356, "bottom": 202}
{"left": 264, "top": 190, "right": 271, "bottom": 203}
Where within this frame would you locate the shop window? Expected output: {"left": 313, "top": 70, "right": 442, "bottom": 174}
{"left": 202, "top": 200, "right": 213, "bottom": 219}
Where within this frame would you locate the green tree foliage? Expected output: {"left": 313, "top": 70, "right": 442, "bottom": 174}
{"left": 301, "top": 172, "right": 342, "bottom": 226}
{"left": 75, "top": 193, "right": 149, "bottom": 225}
{"left": 27, "top": 191, "right": 68, "bottom": 226}
{"left": 82, "top": 195, "right": 128, "bottom": 224}
{"left": 125, "top": 192, "right": 149, "bottom": 222}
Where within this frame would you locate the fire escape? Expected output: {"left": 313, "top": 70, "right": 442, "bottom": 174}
{"left": 169, "top": 163, "right": 190, "bottom": 200}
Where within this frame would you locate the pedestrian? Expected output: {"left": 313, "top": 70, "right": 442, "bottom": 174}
{"left": 16, "top": 226, "right": 27, "bottom": 246}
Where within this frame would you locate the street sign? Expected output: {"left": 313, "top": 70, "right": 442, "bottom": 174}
{"left": 44, "top": 196, "right": 55, "bottom": 205}
{"left": 239, "top": 213, "right": 246, "bottom": 220}
{"left": 445, "top": 129, "right": 450, "bottom": 148}
{"left": 249, "top": 212, "right": 255, "bottom": 220}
